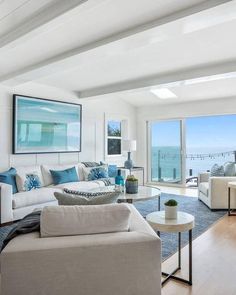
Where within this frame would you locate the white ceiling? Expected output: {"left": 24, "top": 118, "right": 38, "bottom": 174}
{"left": 0, "top": 0, "right": 235, "bottom": 106}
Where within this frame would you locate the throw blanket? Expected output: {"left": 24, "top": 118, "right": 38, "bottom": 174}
{"left": 1, "top": 210, "right": 41, "bottom": 252}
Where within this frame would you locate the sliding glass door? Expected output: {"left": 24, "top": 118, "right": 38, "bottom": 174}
{"left": 150, "top": 120, "right": 184, "bottom": 185}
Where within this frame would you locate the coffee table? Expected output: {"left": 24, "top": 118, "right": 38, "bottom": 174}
{"left": 117, "top": 185, "right": 161, "bottom": 210}
{"left": 146, "top": 211, "right": 195, "bottom": 286}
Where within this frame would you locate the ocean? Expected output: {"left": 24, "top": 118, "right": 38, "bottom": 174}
{"left": 151, "top": 146, "right": 235, "bottom": 182}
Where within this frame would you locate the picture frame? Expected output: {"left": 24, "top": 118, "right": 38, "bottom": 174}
{"left": 13, "top": 94, "right": 82, "bottom": 154}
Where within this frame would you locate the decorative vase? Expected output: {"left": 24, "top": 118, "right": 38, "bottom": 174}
{"left": 115, "top": 169, "right": 124, "bottom": 192}
{"left": 125, "top": 180, "right": 138, "bottom": 194}
{"left": 165, "top": 205, "right": 177, "bottom": 219}
{"left": 124, "top": 151, "right": 133, "bottom": 169}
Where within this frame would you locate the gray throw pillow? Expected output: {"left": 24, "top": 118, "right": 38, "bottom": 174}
{"left": 224, "top": 162, "right": 236, "bottom": 176}
{"left": 210, "top": 164, "right": 224, "bottom": 176}
{"left": 54, "top": 191, "right": 120, "bottom": 206}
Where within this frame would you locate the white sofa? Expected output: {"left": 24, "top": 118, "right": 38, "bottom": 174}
{"left": 0, "top": 163, "right": 120, "bottom": 224}
{"left": 198, "top": 172, "right": 236, "bottom": 209}
{"left": 1, "top": 204, "right": 162, "bottom": 295}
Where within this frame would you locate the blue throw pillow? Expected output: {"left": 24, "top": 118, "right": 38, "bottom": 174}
{"left": 0, "top": 168, "right": 18, "bottom": 194}
{"left": 108, "top": 165, "right": 118, "bottom": 177}
{"left": 88, "top": 167, "right": 108, "bottom": 181}
{"left": 50, "top": 167, "right": 79, "bottom": 185}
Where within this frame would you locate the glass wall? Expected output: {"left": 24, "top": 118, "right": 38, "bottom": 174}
{"left": 149, "top": 114, "right": 236, "bottom": 186}
{"left": 186, "top": 114, "right": 236, "bottom": 177}
{"left": 150, "top": 120, "right": 183, "bottom": 184}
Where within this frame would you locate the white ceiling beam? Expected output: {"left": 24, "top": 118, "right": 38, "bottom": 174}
{"left": 78, "top": 59, "right": 236, "bottom": 98}
{"left": 0, "top": 0, "right": 96, "bottom": 51}
{"left": 0, "top": 0, "right": 232, "bottom": 84}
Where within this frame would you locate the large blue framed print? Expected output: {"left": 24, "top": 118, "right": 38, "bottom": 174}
{"left": 13, "top": 95, "right": 82, "bottom": 154}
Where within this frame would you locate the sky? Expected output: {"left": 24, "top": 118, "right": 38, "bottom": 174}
{"left": 151, "top": 114, "right": 236, "bottom": 152}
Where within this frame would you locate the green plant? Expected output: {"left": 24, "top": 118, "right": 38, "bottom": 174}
{"left": 164, "top": 199, "right": 178, "bottom": 206}
{"left": 126, "top": 175, "right": 138, "bottom": 182}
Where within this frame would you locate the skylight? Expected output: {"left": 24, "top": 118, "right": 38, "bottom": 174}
{"left": 150, "top": 88, "right": 177, "bottom": 99}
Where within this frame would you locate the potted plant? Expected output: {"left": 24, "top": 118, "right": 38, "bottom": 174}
{"left": 164, "top": 199, "right": 178, "bottom": 219}
{"left": 125, "top": 175, "right": 138, "bottom": 194}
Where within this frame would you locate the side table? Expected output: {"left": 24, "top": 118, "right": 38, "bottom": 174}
{"left": 146, "top": 211, "right": 195, "bottom": 286}
{"left": 118, "top": 166, "right": 145, "bottom": 185}
{"left": 228, "top": 182, "right": 236, "bottom": 216}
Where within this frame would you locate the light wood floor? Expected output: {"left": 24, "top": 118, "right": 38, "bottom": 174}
{"left": 162, "top": 214, "right": 236, "bottom": 295}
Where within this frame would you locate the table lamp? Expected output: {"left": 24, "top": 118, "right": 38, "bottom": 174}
{"left": 123, "top": 139, "right": 136, "bottom": 169}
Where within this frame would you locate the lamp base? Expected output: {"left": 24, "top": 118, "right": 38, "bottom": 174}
{"left": 124, "top": 152, "right": 133, "bottom": 169}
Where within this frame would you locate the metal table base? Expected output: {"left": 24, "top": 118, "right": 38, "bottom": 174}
{"left": 228, "top": 187, "right": 236, "bottom": 216}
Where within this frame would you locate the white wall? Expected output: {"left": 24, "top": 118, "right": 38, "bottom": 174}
{"left": 0, "top": 83, "right": 137, "bottom": 171}
{"left": 136, "top": 97, "right": 236, "bottom": 179}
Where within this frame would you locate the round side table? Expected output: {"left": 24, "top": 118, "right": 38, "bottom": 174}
{"left": 146, "top": 211, "right": 195, "bottom": 286}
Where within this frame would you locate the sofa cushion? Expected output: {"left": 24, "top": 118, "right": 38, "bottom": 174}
{"left": 12, "top": 187, "right": 61, "bottom": 209}
{"left": 41, "top": 164, "right": 80, "bottom": 186}
{"left": 50, "top": 167, "right": 79, "bottom": 185}
{"left": 15, "top": 166, "right": 44, "bottom": 192}
{"left": 83, "top": 166, "right": 108, "bottom": 181}
{"left": 210, "top": 164, "right": 224, "bottom": 176}
{"left": 54, "top": 180, "right": 106, "bottom": 190}
{"left": 40, "top": 203, "right": 131, "bottom": 237}
{"left": 224, "top": 162, "right": 236, "bottom": 176}
{"left": 55, "top": 190, "right": 120, "bottom": 205}
{"left": 199, "top": 182, "right": 209, "bottom": 196}
{"left": 0, "top": 168, "right": 18, "bottom": 194}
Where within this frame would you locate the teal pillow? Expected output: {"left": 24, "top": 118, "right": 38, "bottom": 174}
{"left": 0, "top": 168, "right": 18, "bottom": 194}
{"left": 50, "top": 167, "right": 79, "bottom": 185}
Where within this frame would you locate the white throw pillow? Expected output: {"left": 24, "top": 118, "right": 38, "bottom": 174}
{"left": 40, "top": 203, "right": 131, "bottom": 237}
{"left": 15, "top": 165, "right": 44, "bottom": 192}
{"left": 82, "top": 165, "right": 108, "bottom": 181}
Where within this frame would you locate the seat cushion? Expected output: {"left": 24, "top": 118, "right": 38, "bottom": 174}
{"left": 199, "top": 182, "right": 209, "bottom": 196}
{"left": 12, "top": 187, "right": 62, "bottom": 209}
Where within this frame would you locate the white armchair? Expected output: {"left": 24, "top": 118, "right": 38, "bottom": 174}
{"left": 198, "top": 172, "right": 236, "bottom": 209}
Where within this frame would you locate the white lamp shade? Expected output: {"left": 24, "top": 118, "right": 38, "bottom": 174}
{"left": 123, "top": 140, "right": 136, "bottom": 152}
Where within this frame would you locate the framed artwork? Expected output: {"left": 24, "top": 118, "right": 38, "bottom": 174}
{"left": 13, "top": 94, "right": 82, "bottom": 154}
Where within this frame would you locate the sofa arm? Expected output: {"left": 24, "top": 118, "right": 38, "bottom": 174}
{"left": 2, "top": 231, "right": 161, "bottom": 295}
{"left": 198, "top": 172, "right": 210, "bottom": 183}
{"left": 209, "top": 177, "right": 236, "bottom": 209}
{"left": 0, "top": 182, "right": 13, "bottom": 224}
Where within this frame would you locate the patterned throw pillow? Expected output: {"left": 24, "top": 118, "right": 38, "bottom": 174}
{"left": 83, "top": 166, "right": 108, "bottom": 181}
{"left": 55, "top": 190, "right": 120, "bottom": 205}
{"left": 81, "top": 162, "right": 100, "bottom": 167}
{"left": 24, "top": 173, "right": 42, "bottom": 191}
{"left": 64, "top": 188, "right": 115, "bottom": 197}
{"left": 210, "top": 164, "right": 224, "bottom": 176}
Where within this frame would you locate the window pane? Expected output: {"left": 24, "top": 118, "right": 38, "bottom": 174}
{"left": 108, "top": 138, "right": 121, "bottom": 155}
{"left": 186, "top": 114, "right": 236, "bottom": 177}
{"left": 108, "top": 121, "right": 121, "bottom": 137}
{"left": 151, "top": 120, "right": 182, "bottom": 184}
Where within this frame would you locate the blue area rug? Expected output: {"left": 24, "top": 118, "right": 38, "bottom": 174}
{"left": 0, "top": 193, "right": 226, "bottom": 260}
{"left": 134, "top": 193, "right": 226, "bottom": 260}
